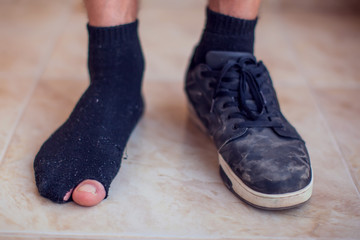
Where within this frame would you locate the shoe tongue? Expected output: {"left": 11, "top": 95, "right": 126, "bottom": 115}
{"left": 206, "top": 51, "right": 260, "bottom": 114}
{"left": 205, "top": 51, "right": 254, "bottom": 69}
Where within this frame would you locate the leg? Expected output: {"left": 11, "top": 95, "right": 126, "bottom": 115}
{"left": 208, "top": 0, "right": 260, "bottom": 19}
{"left": 85, "top": 0, "right": 138, "bottom": 27}
{"left": 185, "top": 0, "right": 313, "bottom": 209}
{"left": 34, "top": 0, "right": 144, "bottom": 207}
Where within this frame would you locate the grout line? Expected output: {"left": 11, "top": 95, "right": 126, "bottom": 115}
{"left": 278, "top": 11, "right": 360, "bottom": 199}
{"left": 0, "top": 2, "right": 75, "bottom": 166}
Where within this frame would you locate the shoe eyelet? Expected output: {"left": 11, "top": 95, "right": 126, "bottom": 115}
{"left": 232, "top": 124, "right": 238, "bottom": 130}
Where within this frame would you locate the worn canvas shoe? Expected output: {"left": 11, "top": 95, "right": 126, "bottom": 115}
{"left": 185, "top": 51, "right": 313, "bottom": 210}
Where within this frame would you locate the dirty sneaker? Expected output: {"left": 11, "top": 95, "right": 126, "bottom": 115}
{"left": 185, "top": 51, "right": 313, "bottom": 210}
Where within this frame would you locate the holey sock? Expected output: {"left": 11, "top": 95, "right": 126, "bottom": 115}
{"left": 34, "top": 20, "right": 144, "bottom": 203}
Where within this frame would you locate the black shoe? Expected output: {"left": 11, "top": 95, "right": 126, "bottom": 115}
{"left": 185, "top": 51, "right": 313, "bottom": 210}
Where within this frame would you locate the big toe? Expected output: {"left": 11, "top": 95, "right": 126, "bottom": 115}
{"left": 72, "top": 179, "right": 106, "bottom": 207}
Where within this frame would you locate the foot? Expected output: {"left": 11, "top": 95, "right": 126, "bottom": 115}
{"left": 185, "top": 51, "right": 313, "bottom": 210}
{"left": 33, "top": 21, "right": 144, "bottom": 206}
{"left": 33, "top": 79, "right": 143, "bottom": 205}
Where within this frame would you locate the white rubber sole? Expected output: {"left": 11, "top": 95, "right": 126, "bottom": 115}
{"left": 187, "top": 102, "right": 313, "bottom": 210}
{"left": 219, "top": 154, "right": 313, "bottom": 210}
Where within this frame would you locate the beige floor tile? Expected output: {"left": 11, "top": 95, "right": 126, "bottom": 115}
{"left": 139, "top": 1, "right": 206, "bottom": 82}
{"left": 39, "top": 2, "right": 89, "bottom": 83}
{"left": 255, "top": 8, "right": 307, "bottom": 87}
{"left": 0, "top": 76, "right": 35, "bottom": 160}
{"left": 0, "top": 0, "right": 74, "bottom": 33}
{"left": 0, "top": 0, "right": 76, "bottom": 165}
{"left": 0, "top": 0, "right": 75, "bottom": 78}
{"left": 0, "top": 0, "right": 77, "bottom": 147}
{"left": 0, "top": 23, "right": 59, "bottom": 79}
{"left": 314, "top": 88, "right": 360, "bottom": 191}
{"left": 0, "top": 79, "right": 359, "bottom": 239}
{"left": 279, "top": 4, "right": 360, "bottom": 88}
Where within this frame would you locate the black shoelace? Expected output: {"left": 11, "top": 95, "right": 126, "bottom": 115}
{"left": 203, "top": 56, "right": 283, "bottom": 129}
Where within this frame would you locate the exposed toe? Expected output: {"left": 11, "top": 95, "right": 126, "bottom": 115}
{"left": 72, "top": 179, "right": 106, "bottom": 207}
{"left": 63, "top": 189, "right": 73, "bottom": 201}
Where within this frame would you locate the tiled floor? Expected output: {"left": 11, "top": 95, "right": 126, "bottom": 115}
{"left": 0, "top": 0, "right": 360, "bottom": 239}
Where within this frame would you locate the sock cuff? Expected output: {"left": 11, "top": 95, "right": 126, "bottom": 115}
{"left": 87, "top": 20, "right": 139, "bottom": 46}
{"left": 205, "top": 7, "right": 257, "bottom": 35}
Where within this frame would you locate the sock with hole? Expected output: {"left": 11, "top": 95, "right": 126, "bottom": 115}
{"left": 34, "top": 20, "right": 144, "bottom": 203}
{"left": 191, "top": 8, "right": 258, "bottom": 67}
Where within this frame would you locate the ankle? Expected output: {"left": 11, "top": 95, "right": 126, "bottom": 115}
{"left": 191, "top": 8, "right": 257, "bottom": 67}
{"left": 87, "top": 21, "right": 145, "bottom": 88}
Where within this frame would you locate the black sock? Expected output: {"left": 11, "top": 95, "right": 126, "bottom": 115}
{"left": 34, "top": 20, "right": 144, "bottom": 203}
{"left": 191, "top": 8, "right": 258, "bottom": 67}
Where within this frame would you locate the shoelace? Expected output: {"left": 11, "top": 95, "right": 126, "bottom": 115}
{"left": 203, "top": 56, "right": 283, "bottom": 129}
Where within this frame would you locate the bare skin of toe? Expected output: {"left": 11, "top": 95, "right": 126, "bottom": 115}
{"left": 69, "top": 179, "right": 106, "bottom": 207}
